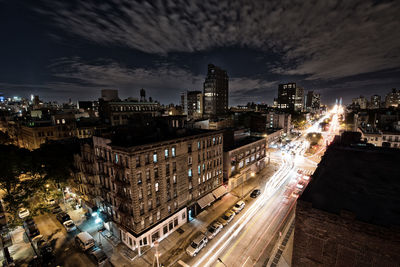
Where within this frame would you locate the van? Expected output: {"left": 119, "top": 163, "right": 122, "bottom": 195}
{"left": 75, "top": 232, "right": 95, "bottom": 251}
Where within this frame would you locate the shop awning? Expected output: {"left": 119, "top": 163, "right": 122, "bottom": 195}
{"left": 212, "top": 186, "right": 228, "bottom": 199}
{"left": 197, "top": 193, "right": 215, "bottom": 209}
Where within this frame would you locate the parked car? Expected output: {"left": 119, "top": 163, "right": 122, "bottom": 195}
{"left": 25, "top": 225, "right": 40, "bottom": 238}
{"left": 205, "top": 221, "right": 223, "bottom": 240}
{"left": 52, "top": 205, "right": 62, "bottom": 214}
{"left": 75, "top": 232, "right": 95, "bottom": 251}
{"left": 56, "top": 212, "right": 71, "bottom": 223}
{"left": 23, "top": 218, "right": 36, "bottom": 229}
{"left": 218, "top": 210, "right": 235, "bottom": 226}
{"left": 18, "top": 208, "right": 30, "bottom": 219}
{"left": 250, "top": 189, "right": 261, "bottom": 198}
{"left": 186, "top": 233, "right": 208, "bottom": 257}
{"left": 291, "top": 191, "right": 299, "bottom": 198}
{"left": 46, "top": 198, "right": 56, "bottom": 206}
{"left": 63, "top": 220, "right": 77, "bottom": 232}
{"left": 232, "top": 200, "right": 245, "bottom": 214}
{"left": 88, "top": 246, "right": 108, "bottom": 266}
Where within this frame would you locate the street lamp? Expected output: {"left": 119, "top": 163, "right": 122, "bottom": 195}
{"left": 217, "top": 258, "right": 227, "bottom": 267}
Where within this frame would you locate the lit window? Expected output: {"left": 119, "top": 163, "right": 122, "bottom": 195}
{"left": 155, "top": 182, "right": 159, "bottom": 192}
{"left": 188, "top": 169, "right": 192, "bottom": 177}
{"left": 164, "top": 149, "right": 168, "bottom": 159}
{"left": 172, "top": 146, "right": 176, "bottom": 157}
{"left": 153, "top": 152, "right": 157, "bottom": 163}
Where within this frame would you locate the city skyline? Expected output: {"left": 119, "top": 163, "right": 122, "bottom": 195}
{"left": 1, "top": 0, "right": 400, "bottom": 105}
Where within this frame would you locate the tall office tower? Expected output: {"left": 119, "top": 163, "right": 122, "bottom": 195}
{"left": 203, "top": 64, "right": 229, "bottom": 118}
{"left": 277, "top": 82, "right": 304, "bottom": 112}
{"left": 385, "top": 88, "right": 399, "bottom": 108}
{"left": 306, "top": 91, "right": 321, "bottom": 112}
{"left": 369, "top": 95, "right": 381, "bottom": 109}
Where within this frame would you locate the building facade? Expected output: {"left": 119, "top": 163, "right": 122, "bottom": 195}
{"left": 264, "top": 112, "right": 292, "bottom": 133}
{"left": 223, "top": 136, "right": 266, "bottom": 192}
{"left": 181, "top": 91, "right": 203, "bottom": 119}
{"left": 369, "top": 94, "right": 381, "bottom": 109}
{"left": 277, "top": 83, "right": 304, "bottom": 112}
{"left": 203, "top": 64, "right": 229, "bottom": 118}
{"left": 305, "top": 91, "right": 321, "bottom": 112}
{"left": 74, "top": 130, "right": 224, "bottom": 252}
{"left": 385, "top": 88, "right": 400, "bottom": 108}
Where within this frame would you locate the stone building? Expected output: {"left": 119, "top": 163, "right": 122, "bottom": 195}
{"left": 74, "top": 126, "right": 225, "bottom": 251}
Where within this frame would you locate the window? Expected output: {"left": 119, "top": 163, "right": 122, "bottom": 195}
{"left": 198, "top": 165, "right": 201, "bottom": 175}
{"left": 153, "top": 152, "right": 158, "bottom": 163}
{"left": 157, "top": 210, "right": 160, "bottom": 220}
{"left": 173, "top": 175, "right": 177, "bottom": 184}
{"left": 146, "top": 169, "right": 150, "bottom": 181}
{"left": 115, "top": 154, "right": 119, "bottom": 163}
{"left": 182, "top": 212, "right": 186, "bottom": 220}
{"left": 154, "top": 167, "right": 159, "bottom": 178}
{"left": 155, "top": 182, "right": 159, "bottom": 192}
{"left": 172, "top": 162, "right": 176, "bottom": 172}
{"left": 169, "top": 221, "right": 173, "bottom": 231}
{"left": 188, "top": 168, "right": 192, "bottom": 178}
{"left": 213, "top": 137, "right": 216, "bottom": 145}
{"left": 166, "top": 164, "right": 170, "bottom": 176}
{"left": 137, "top": 172, "right": 142, "bottom": 184}
{"left": 163, "top": 225, "right": 168, "bottom": 235}
{"left": 168, "top": 205, "right": 171, "bottom": 213}
{"left": 148, "top": 199, "right": 152, "bottom": 210}
{"left": 188, "top": 144, "right": 192, "bottom": 153}
{"left": 145, "top": 154, "right": 150, "bottom": 164}
{"left": 198, "top": 141, "right": 201, "bottom": 149}
{"left": 152, "top": 231, "right": 159, "bottom": 243}
{"left": 174, "top": 217, "right": 178, "bottom": 227}
{"left": 188, "top": 156, "right": 192, "bottom": 165}
{"left": 138, "top": 188, "right": 143, "bottom": 200}
{"left": 172, "top": 146, "right": 176, "bottom": 157}
{"left": 136, "top": 156, "right": 141, "bottom": 167}
{"left": 164, "top": 149, "right": 169, "bottom": 159}
{"left": 147, "top": 184, "right": 151, "bottom": 195}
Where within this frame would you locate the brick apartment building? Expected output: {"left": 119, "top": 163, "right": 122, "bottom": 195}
{"left": 74, "top": 126, "right": 225, "bottom": 251}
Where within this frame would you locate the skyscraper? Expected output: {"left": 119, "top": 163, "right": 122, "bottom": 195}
{"left": 277, "top": 82, "right": 304, "bottom": 112}
{"left": 306, "top": 91, "right": 321, "bottom": 112}
{"left": 385, "top": 88, "right": 399, "bottom": 108}
{"left": 203, "top": 64, "right": 229, "bottom": 118}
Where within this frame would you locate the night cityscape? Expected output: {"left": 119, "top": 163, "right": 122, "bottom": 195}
{"left": 0, "top": 1, "right": 399, "bottom": 267}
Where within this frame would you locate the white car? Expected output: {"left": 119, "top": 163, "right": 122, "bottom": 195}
{"left": 296, "top": 183, "right": 304, "bottom": 189}
{"left": 302, "top": 175, "right": 310, "bottom": 181}
{"left": 205, "top": 221, "right": 223, "bottom": 240}
{"left": 18, "top": 208, "right": 30, "bottom": 219}
{"left": 232, "top": 200, "right": 245, "bottom": 214}
{"left": 291, "top": 191, "right": 299, "bottom": 198}
{"left": 186, "top": 234, "right": 208, "bottom": 257}
{"left": 63, "top": 220, "right": 77, "bottom": 232}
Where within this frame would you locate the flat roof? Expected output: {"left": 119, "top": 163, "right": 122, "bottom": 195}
{"left": 300, "top": 144, "right": 400, "bottom": 227}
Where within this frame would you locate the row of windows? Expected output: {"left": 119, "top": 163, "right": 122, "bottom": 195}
{"left": 111, "top": 105, "right": 158, "bottom": 112}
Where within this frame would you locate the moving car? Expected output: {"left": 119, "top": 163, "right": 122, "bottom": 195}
{"left": 18, "top": 208, "right": 30, "bottom": 219}
{"left": 186, "top": 234, "right": 208, "bottom": 257}
{"left": 75, "top": 232, "right": 95, "bottom": 251}
{"left": 232, "top": 200, "right": 245, "bottom": 214}
{"left": 250, "top": 189, "right": 261, "bottom": 198}
{"left": 88, "top": 246, "right": 108, "bottom": 266}
{"left": 205, "top": 221, "right": 223, "bottom": 240}
{"left": 218, "top": 210, "right": 235, "bottom": 226}
{"left": 56, "top": 212, "right": 71, "bottom": 223}
{"left": 63, "top": 220, "right": 77, "bottom": 232}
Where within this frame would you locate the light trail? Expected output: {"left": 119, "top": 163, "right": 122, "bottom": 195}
{"left": 188, "top": 104, "right": 343, "bottom": 267}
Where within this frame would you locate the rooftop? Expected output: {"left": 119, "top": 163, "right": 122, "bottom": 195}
{"left": 301, "top": 142, "right": 400, "bottom": 227}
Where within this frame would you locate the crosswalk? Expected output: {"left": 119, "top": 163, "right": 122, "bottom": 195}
{"left": 297, "top": 168, "right": 314, "bottom": 176}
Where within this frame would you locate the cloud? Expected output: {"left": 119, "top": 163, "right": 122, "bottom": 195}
{"left": 8, "top": 57, "right": 274, "bottom": 104}
{"left": 36, "top": 0, "right": 400, "bottom": 81}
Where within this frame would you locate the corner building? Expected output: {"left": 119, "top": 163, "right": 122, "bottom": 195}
{"left": 74, "top": 129, "right": 224, "bottom": 251}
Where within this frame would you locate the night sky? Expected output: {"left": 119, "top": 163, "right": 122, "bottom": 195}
{"left": 0, "top": 0, "right": 399, "bottom": 105}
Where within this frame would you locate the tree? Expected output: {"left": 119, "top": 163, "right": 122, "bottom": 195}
{"left": 306, "top": 132, "right": 322, "bottom": 146}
